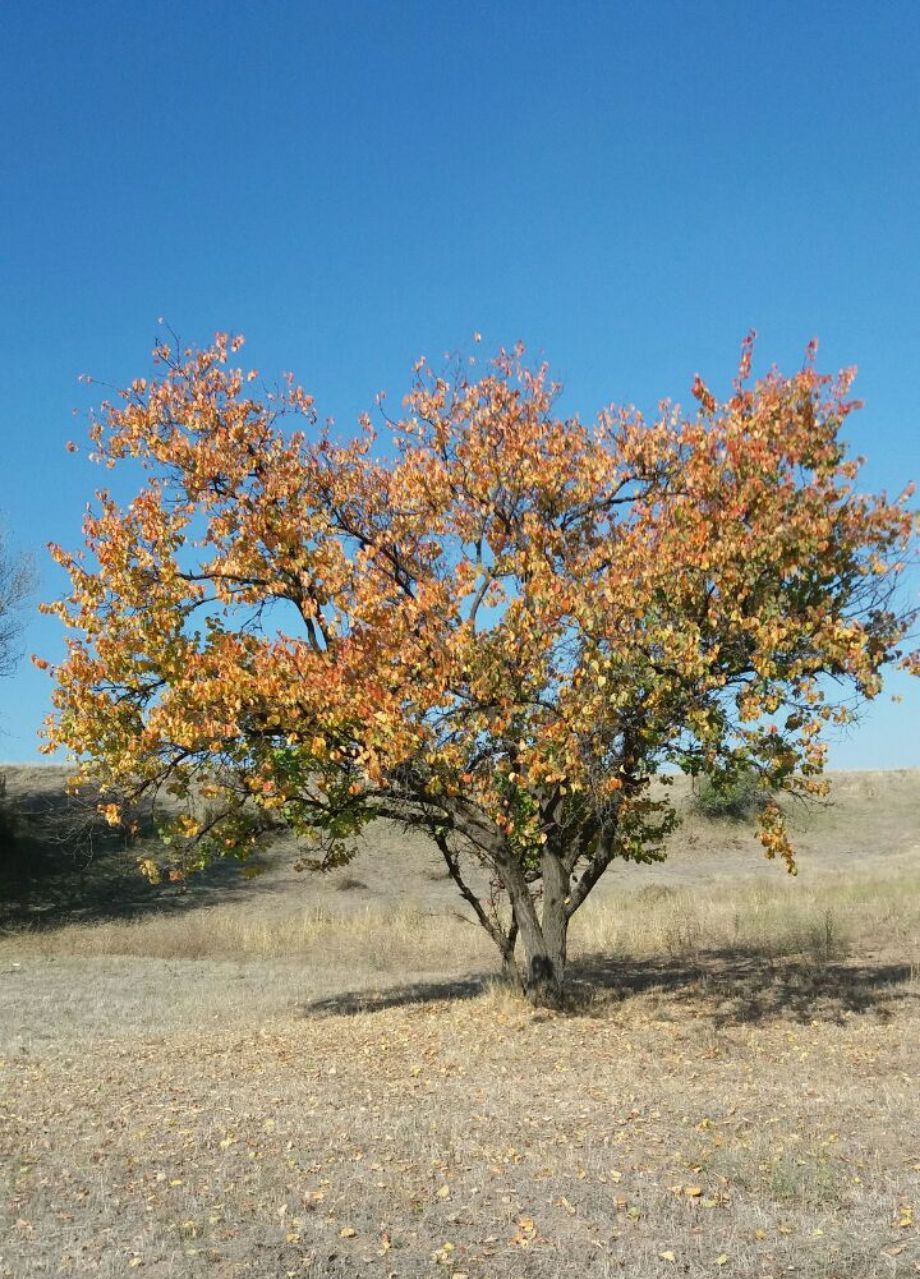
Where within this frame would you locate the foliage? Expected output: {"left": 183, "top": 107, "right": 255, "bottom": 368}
{"left": 692, "top": 768, "right": 766, "bottom": 822}
{"left": 40, "top": 331, "right": 919, "bottom": 1001}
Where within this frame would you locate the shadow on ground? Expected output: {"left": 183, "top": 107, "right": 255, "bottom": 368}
{"left": 572, "top": 949, "right": 916, "bottom": 1026}
{"left": 303, "top": 948, "right": 916, "bottom": 1027}
{"left": 306, "top": 976, "right": 490, "bottom": 1016}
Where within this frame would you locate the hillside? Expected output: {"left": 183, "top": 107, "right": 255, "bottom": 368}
{"left": 2, "top": 764, "right": 919, "bottom": 928}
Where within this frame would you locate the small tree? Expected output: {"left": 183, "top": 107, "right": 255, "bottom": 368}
{"left": 42, "top": 333, "right": 918, "bottom": 1004}
{"left": 0, "top": 529, "right": 33, "bottom": 680}
{"left": 0, "top": 529, "right": 34, "bottom": 845}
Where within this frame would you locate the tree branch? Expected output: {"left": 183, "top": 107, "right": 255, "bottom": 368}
{"left": 564, "top": 830, "right": 617, "bottom": 919}
{"left": 433, "top": 832, "right": 508, "bottom": 950}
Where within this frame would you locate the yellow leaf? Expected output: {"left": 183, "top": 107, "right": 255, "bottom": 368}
{"left": 436, "top": 1184, "right": 450, "bottom": 1198}
{"left": 339, "top": 1226, "right": 356, "bottom": 1238}
{"left": 685, "top": 1185, "right": 702, "bottom": 1197}
{"left": 659, "top": 1250, "right": 676, "bottom": 1262}
{"left": 716, "top": 1255, "right": 729, "bottom": 1266}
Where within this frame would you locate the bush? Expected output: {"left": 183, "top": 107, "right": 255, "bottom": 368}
{"left": 692, "top": 770, "right": 766, "bottom": 821}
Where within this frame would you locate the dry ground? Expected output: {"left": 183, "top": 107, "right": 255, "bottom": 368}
{"left": 0, "top": 769, "right": 918, "bottom": 1278}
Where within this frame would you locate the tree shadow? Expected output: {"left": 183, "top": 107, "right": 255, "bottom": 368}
{"left": 568, "top": 948, "right": 916, "bottom": 1026}
{"left": 305, "top": 976, "right": 489, "bottom": 1017}
{"left": 301, "top": 947, "right": 916, "bottom": 1025}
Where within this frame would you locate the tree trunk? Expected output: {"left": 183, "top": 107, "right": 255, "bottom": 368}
{"left": 502, "top": 849, "right": 570, "bottom": 1007}
{"left": 497, "top": 918, "right": 522, "bottom": 989}
{"left": 500, "top": 944, "right": 522, "bottom": 989}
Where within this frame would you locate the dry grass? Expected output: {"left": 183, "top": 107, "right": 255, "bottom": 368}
{"left": 0, "top": 901, "right": 487, "bottom": 969}
{"left": 4, "top": 869, "right": 917, "bottom": 975}
{"left": 574, "top": 872, "right": 920, "bottom": 967}
{"left": 1, "top": 770, "right": 919, "bottom": 1277}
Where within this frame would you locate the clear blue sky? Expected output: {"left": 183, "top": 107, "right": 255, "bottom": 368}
{"left": 2, "top": 0, "right": 919, "bottom": 766}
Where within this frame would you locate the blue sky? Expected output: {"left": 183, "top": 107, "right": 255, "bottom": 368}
{"left": 2, "top": 0, "right": 919, "bottom": 766}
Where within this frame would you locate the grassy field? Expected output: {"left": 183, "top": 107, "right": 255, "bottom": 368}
{"left": 1, "top": 768, "right": 918, "bottom": 1278}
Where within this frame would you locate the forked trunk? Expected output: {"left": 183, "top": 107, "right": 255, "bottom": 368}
{"left": 504, "top": 849, "right": 570, "bottom": 1007}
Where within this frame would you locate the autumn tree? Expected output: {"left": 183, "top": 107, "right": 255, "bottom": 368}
{"left": 42, "top": 333, "right": 918, "bottom": 1004}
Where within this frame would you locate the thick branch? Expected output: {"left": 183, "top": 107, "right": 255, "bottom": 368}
{"left": 433, "top": 832, "right": 508, "bottom": 951}
{"left": 565, "top": 830, "right": 617, "bottom": 919}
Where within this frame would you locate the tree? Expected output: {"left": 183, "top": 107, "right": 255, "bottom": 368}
{"left": 41, "top": 332, "right": 918, "bottom": 1004}
{"left": 0, "top": 528, "right": 33, "bottom": 681}
{"left": 0, "top": 528, "right": 34, "bottom": 845}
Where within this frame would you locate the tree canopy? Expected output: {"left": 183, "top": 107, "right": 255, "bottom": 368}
{"left": 42, "top": 333, "right": 918, "bottom": 1002}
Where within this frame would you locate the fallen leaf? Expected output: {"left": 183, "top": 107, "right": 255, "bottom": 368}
{"left": 339, "top": 1227, "right": 356, "bottom": 1238}
{"left": 716, "top": 1255, "right": 729, "bottom": 1266}
{"left": 436, "top": 1184, "right": 450, "bottom": 1198}
{"left": 659, "top": 1250, "right": 677, "bottom": 1262}
{"left": 685, "top": 1185, "right": 702, "bottom": 1197}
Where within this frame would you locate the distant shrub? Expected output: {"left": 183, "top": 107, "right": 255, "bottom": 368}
{"left": 692, "top": 770, "right": 766, "bottom": 821}
{"left": 335, "top": 875, "right": 368, "bottom": 892}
